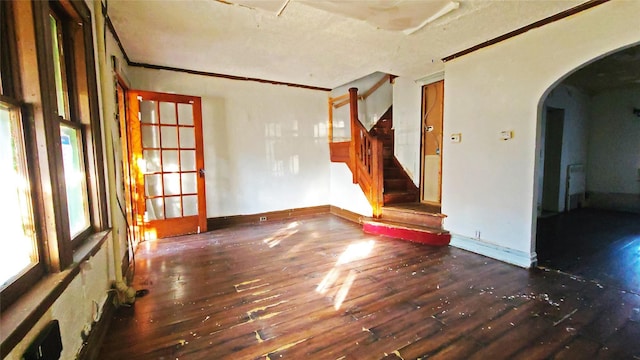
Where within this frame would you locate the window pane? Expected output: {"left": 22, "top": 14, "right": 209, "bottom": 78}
{"left": 179, "top": 127, "right": 195, "bottom": 148}
{"left": 180, "top": 150, "right": 196, "bottom": 171}
{"left": 49, "top": 13, "right": 68, "bottom": 119}
{"left": 60, "top": 125, "right": 90, "bottom": 237}
{"left": 145, "top": 198, "right": 164, "bottom": 221}
{"left": 177, "top": 103, "right": 193, "bottom": 125}
{"left": 165, "top": 197, "right": 181, "bottom": 219}
{"left": 0, "top": 103, "right": 38, "bottom": 286}
{"left": 159, "top": 102, "right": 176, "bottom": 125}
{"left": 161, "top": 150, "right": 178, "bottom": 172}
{"left": 141, "top": 125, "right": 159, "bottom": 148}
{"left": 140, "top": 100, "right": 157, "bottom": 124}
{"left": 163, "top": 173, "right": 180, "bottom": 196}
{"left": 144, "top": 174, "right": 163, "bottom": 197}
{"left": 161, "top": 126, "right": 178, "bottom": 148}
{"left": 183, "top": 195, "right": 198, "bottom": 216}
{"left": 181, "top": 173, "right": 197, "bottom": 194}
{"left": 142, "top": 149, "right": 161, "bottom": 172}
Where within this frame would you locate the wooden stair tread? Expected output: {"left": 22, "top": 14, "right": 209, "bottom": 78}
{"left": 363, "top": 219, "right": 448, "bottom": 234}
{"left": 384, "top": 189, "right": 419, "bottom": 195}
{"left": 383, "top": 202, "right": 444, "bottom": 217}
{"left": 362, "top": 219, "right": 451, "bottom": 246}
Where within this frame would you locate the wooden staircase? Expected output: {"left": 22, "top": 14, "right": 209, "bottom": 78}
{"left": 329, "top": 85, "right": 450, "bottom": 246}
{"left": 370, "top": 107, "right": 420, "bottom": 205}
{"left": 368, "top": 108, "right": 450, "bottom": 245}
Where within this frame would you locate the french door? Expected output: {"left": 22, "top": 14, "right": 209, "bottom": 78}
{"left": 127, "top": 90, "right": 206, "bottom": 239}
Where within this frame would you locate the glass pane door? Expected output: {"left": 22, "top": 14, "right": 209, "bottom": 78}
{"left": 129, "top": 91, "right": 206, "bottom": 239}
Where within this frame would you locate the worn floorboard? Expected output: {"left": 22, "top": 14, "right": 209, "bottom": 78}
{"left": 99, "top": 214, "right": 640, "bottom": 359}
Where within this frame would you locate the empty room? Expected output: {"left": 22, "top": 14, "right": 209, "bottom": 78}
{"left": 1, "top": 0, "right": 639, "bottom": 359}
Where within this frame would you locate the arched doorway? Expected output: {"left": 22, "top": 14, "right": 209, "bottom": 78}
{"left": 535, "top": 44, "right": 640, "bottom": 291}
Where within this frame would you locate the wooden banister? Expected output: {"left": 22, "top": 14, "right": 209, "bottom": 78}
{"left": 360, "top": 74, "right": 391, "bottom": 100}
{"left": 349, "top": 87, "right": 384, "bottom": 217}
{"left": 332, "top": 74, "right": 392, "bottom": 109}
{"left": 329, "top": 77, "right": 391, "bottom": 217}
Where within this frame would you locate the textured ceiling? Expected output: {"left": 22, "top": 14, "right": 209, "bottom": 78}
{"left": 107, "top": 0, "right": 589, "bottom": 89}
{"left": 563, "top": 45, "right": 640, "bottom": 94}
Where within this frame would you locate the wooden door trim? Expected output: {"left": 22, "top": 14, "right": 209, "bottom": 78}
{"left": 126, "top": 90, "right": 207, "bottom": 239}
{"left": 419, "top": 80, "right": 444, "bottom": 205}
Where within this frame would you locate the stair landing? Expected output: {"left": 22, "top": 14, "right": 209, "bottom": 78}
{"left": 363, "top": 202, "right": 450, "bottom": 246}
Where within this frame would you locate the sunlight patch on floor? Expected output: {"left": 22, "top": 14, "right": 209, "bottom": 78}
{"left": 263, "top": 221, "right": 299, "bottom": 248}
{"left": 315, "top": 240, "right": 376, "bottom": 310}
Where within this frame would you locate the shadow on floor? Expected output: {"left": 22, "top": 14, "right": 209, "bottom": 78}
{"left": 537, "top": 208, "right": 640, "bottom": 294}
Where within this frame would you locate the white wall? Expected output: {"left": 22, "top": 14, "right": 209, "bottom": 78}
{"left": 129, "top": 68, "right": 330, "bottom": 217}
{"left": 392, "top": 77, "right": 422, "bottom": 184}
{"left": 329, "top": 163, "right": 373, "bottom": 217}
{"left": 587, "top": 87, "right": 640, "bottom": 195}
{"left": 6, "top": 242, "right": 112, "bottom": 360}
{"left": 538, "top": 84, "right": 590, "bottom": 212}
{"left": 442, "top": 1, "right": 640, "bottom": 266}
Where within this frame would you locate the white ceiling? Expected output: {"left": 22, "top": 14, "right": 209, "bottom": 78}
{"left": 563, "top": 44, "right": 640, "bottom": 94}
{"left": 107, "top": 0, "right": 588, "bottom": 89}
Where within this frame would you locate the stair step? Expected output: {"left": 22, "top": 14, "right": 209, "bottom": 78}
{"left": 384, "top": 191, "right": 419, "bottom": 205}
{"left": 375, "top": 132, "right": 394, "bottom": 140}
{"left": 375, "top": 118, "right": 392, "bottom": 129}
{"left": 384, "top": 178, "right": 407, "bottom": 192}
{"left": 384, "top": 167, "right": 403, "bottom": 178}
{"left": 382, "top": 204, "right": 446, "bottom": 229}
{"left": 362, "top": 220, "right": 450, "bottom": 246}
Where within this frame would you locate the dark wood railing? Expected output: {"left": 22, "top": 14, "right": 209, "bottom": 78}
{"left": 349, "top": 87, "right": 384, "bottom": 217}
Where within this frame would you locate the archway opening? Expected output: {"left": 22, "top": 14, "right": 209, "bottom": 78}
{"left": 535, "top": 45, "right": 640, "bottom": 291}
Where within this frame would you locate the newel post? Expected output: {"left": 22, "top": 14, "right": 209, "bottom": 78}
{"left": 349, "top": 87, "right": 359, "bottom": 184}
{"left": 371, "top": 139, "right": 384, "bottom": 217}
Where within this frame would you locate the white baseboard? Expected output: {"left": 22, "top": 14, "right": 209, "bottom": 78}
{"left": 450, "top": 234, "right": 537, "bottom": 268}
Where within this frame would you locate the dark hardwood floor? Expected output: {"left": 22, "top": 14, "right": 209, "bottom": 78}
{"left": 537, "top": 208, "right": 640, "bottom": 293}
{"left": 99, "top": 214, "right": 640, "bottom": 359}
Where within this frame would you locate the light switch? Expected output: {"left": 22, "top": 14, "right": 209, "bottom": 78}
{"left": 500, "top": 130, "right": 513, "bottom": 140}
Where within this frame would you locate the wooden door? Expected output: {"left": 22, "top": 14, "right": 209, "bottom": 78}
{"left": 116, "top": 81, "right": 142, "bottom": 246}
{"left": 127, "top": 90, "right": 206, "bottom": 239}
{"left": 420, "top": 80, "right": 444, "bottom": 204}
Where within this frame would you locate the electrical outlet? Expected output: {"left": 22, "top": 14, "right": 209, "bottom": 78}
{"left": 259, "top": 216, "right": 267, "bottom": 222}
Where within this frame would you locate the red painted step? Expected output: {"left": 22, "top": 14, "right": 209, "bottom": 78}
{"left": 362, "top": 220, "right": 451, "bottom": 246}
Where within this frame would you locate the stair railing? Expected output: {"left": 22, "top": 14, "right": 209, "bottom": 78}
{"left": 349, "top": 87, "right": 384, "bottom": 217}
{"left": 328, "top": 73, "right": 393, "bottom": 142}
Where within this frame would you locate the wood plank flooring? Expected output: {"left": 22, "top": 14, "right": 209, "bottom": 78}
{"left": 537, "top": 208, "right": 640, "bottom": 292}
{"left": 99, "top": 214, "right": 640, "bottom": 359}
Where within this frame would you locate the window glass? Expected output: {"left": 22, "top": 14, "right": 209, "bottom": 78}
{"left": 60, "top": 124, "right": 90, "bottom": 237}
{"left": 0, "top": 102, "right": 38, "bottom": 286}
{"left": 49, "top": 12, "right": 68, "bottom": 119}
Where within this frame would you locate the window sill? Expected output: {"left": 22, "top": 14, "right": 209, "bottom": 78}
{"left": 0, "top": 229, "right": 111, "bottom": 357}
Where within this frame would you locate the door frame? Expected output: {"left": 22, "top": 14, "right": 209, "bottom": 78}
{"left": 540, "top": 106, "right": 565, "bottom": 214}
{"left": 419, "top": 79, "right": 444, "bottom": 205}
{"left": 115, "top": 77, "right": 144, "bottom": 248}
